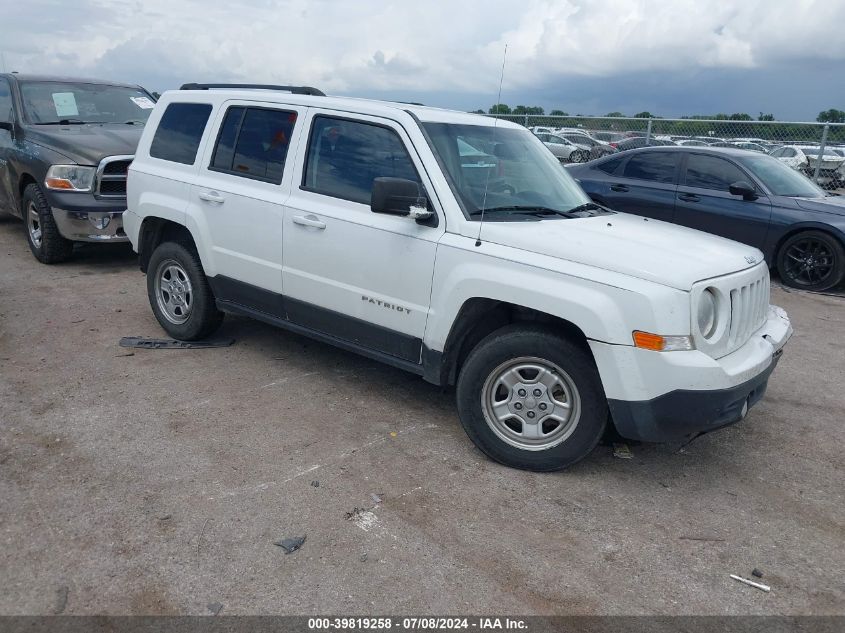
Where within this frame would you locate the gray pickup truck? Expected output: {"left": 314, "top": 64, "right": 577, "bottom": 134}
{"left": 0, "top": 74, "right": 155, "bottom": 263}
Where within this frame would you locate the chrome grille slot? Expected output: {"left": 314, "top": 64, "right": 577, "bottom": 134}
{"left": 94, "top": 155, "right": 133, "bottom": 199}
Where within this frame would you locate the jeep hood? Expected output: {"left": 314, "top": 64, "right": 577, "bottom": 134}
{"left": 474, "top": 213, "right": 762, "bottom": 291}
{"left": 24, "top": 124, "right": 143, "bottom": 165}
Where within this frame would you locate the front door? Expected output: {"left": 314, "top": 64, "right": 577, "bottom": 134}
{"left": 0, "top": 78, "right": 15, "bottom": 214}
{"left": 674, "top": 152, "right": 772, "bottom": 250}
{"left": 282, "top": 111, "right": 444, "bottom": 363}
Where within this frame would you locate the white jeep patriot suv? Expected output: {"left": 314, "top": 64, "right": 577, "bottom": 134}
{"left": 124, "top": 83, "right": 793, "bottom": 471}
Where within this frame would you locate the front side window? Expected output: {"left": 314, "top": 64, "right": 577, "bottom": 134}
{"left": 738, "top": 154, "right": 824, "bottom": 197}
{"left": 622, "top": 152, "right": 678, "bottom": 183}
{"left": 0, "top": 78, "right": 12, "bottom": 123}
{"left": 20, "top": 81, "right": 154, "bottom": 125}
{"left": 302, "top": 116, "right": 420, "bottom": 204}
{"left": 210, "top": 106, "right": 297, "bottom": 184}
{"left": 149, "top": 103, "right": 212, "bottom": 165}
{"left": 684, "top": 154, "right": 748, "bottom": 191}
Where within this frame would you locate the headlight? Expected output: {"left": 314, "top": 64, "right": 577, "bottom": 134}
{"left": 45, "top": 165, "right": 96, "bottom": 192}
{"left": 697, "top": 288, "right": 717, "bottom": 339}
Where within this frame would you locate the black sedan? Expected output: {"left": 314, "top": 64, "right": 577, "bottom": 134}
{"left": 567, "top": 146, "right": 845, "bottom": 291}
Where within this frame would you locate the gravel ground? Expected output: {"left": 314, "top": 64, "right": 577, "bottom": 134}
{"left": 0, "top": 214, "right": 843, "bottom": 616}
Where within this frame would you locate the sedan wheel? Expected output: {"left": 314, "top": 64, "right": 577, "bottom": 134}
{"left": 777, "top": 230, "right": 845, "bottom": 292}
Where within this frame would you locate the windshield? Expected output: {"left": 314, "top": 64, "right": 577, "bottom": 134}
{"left": 20, "top": 81, "right": 155, "bottom": 125}
{"left": 423, "top": 122, "right": 593, "bottom": 220}
{"left": 737, "top": 154, "right": 826, "bottom": 197}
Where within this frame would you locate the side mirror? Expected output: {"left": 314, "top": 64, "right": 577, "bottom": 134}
{"left": 371, "top": 177, "right": 432, "bottom": 220}
{"left": 729, "top": 180, "right": 757, "bottom": 200}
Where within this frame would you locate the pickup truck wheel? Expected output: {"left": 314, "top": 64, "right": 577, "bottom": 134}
{"left": 146, "top": 241, "right": 223, "bottom": 340}
{"left": 456, "top": 325, "right": 607, "bottom": 471}
{"left": 23, "top": 184, "right": 74, "bottom": 264}
{"left": 776, "top": 230, "right": 845, "bottom": 292}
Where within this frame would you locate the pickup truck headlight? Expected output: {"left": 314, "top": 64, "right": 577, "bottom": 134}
{"left": 45, "top": 165, "right": 96, "bottom": 192}
{"left": 697, "top": 288, "right": 717, "bottom": 339}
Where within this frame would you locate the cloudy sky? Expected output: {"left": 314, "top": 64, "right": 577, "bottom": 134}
{"left": 3, "top": 0, "right": 844, "bottom": 120}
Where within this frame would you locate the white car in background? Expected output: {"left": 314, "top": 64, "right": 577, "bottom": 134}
{"left": 534, "top": 132, "right": 590, "bottom": 162}
{"left": 770, "top": 145, "right": 845, "bottom": 187}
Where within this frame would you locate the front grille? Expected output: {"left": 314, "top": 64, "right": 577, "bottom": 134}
{"left": 95, "top": 156, "right": 133, "bottom": 198}
{"left": 727, "top": 274, "right": 770, "bottom": 351}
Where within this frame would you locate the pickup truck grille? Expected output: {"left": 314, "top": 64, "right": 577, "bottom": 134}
{"left": 94, "top": 156, "right": 133, "bottom": 198}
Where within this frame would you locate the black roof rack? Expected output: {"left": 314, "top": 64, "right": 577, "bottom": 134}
{"left": 179, "top": 83, "right": 325, "bottom": 96}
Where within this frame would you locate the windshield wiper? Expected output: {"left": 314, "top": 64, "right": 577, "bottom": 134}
{"left": 36, "top": 119, "right": 88, "bottom": 125}
{"left": 472, "top": 205, "right": 578, "bottom": 218}
{"left": 565, "top": 202, "right": 606, "bottom": 214}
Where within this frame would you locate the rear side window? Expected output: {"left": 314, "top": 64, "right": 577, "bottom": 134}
{"left": 149, "top": 102, "right": 212, "bottom": 165}
{"left": 684, "top": 154, "right": 748, "bottom": 191}
{"left": 302, "top": 115, "right": 420, "bottom": 205}
{"left": 622, "top": 152, "right": 677, "bottom": 183}
{"left": 596, "top": 156, "right": 624, "bottom": 174}
{"left": 210, "top": 106, "right": 297, "bottom": 184}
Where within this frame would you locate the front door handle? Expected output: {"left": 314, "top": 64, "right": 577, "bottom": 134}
{"left": 678, "top": 193, "right": 700, "bottom": 202}
{"left": 610, "top": 184, "right": 629, "bottom": 192}
{"left": 198, "top": 190, "right": 225, "bottom": 203}
{"left": 292, "top": 214, "right": 326, "bottom": 230}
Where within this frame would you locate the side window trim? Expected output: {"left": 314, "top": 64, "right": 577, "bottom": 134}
{"left": 299, "top": 113, "right": 424, "bottom": 206}
{"left": 0, "top": 77, "right": 14, "bottom": 124}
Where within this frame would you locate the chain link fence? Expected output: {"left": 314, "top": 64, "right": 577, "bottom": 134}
{"left": 483, "top": 114, "right": 845, "bottom": 189}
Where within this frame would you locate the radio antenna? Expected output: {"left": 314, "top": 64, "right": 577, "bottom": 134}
{"left": 475, "top": 43, "right": 508, "bottom": 247}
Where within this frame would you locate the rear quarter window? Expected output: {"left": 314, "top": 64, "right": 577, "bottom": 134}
{"left": 149, "top": 102, "right": 213, "bottom": 165}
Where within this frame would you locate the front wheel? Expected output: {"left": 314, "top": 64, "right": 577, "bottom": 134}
{"left": 22, "top": 184, "right": 74, "bottom": 264}
{"left": 456, "top": 325, "right": 607, "bottom": 471}
{"left": 776, "top": 230, "right": 845, "bottom": 292}
{"left": 146, "top": 241, "right": 224, "bottom": 340}
{"left": 570, "top": 150, "right": 588, "bottom": 163}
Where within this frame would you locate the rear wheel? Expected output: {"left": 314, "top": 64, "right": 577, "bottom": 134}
{"left": 456, "top": 325, "right": 607, "bottom": 471}
{"left": 146, "top": 241, "right": 224, "bottom": 340}
{"left": 776, "top": 230, "right": 845, "bottom": 292}
{"left": 570, "top": 150, "right": 588, "bottom": 163}
{"left": 22, "top": 184, "right": 74, "bottom": 264}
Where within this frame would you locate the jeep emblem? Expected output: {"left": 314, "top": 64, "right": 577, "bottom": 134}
{"left": 745, "top": 255, "right": 757, "bottom": 264}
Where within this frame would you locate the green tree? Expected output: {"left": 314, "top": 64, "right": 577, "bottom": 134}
{"left": 817, "top": 108, "right": 845, "bottom": 123}
{"left": 488, "top": 103, "right": 511, "bottom": 114}
{"left": 470, "top": 109, "right": 486, "bottom": 114}
{"left": 758, "top": 112, "right": 775, "bottom": 121}
{"left": 633, "top": 111, "right": 656, "bottom": 118}
{"left": 605, "top": 111, "right": 625, "bottom": 117}
{"left": 728, "top": 113, "right": 753, "bottom": 121}
{"left": 550, "top": 109, "right": 568, "bottom": 116}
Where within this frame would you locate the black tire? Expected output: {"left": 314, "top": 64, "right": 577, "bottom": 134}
{"left": 146, "top": 241, "right": 224, "bottom": 340}
{"left": 456, "top": 325, "right": 607, "bottom": 472}
{"left": 22, "top": 183, "right": 74, "bottom": 264}
{"left": 776, "top": 230, "right": 845, "bottom": 292}
{"left": 570, "top": 150, "right": 587, "bottom": 163}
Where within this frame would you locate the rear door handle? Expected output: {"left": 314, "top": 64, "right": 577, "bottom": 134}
{"left": 678, "top": 193, "right": 700, "bottom": 202}
{"left": 292, "top": 214, "right": 326, "bottom": 230}
{"left": 610, "top": 184, "right": 628, "bottom": 192}
{"left": 198, "top": 190, "right": 225, "bottom": 203}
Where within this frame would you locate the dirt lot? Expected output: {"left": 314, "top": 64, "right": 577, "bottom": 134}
{"left": 0, "top": 214, "right": 843, "bottom": 616}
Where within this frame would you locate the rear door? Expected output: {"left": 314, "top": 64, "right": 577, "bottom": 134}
{"left": 191, "top": 101, "right": 305, "bottom": 304}
{"left": 0, "top": 77, "right": 14, "bottom": 213}
{"left": 674, "top": 152, "right": 772, "bottom": 249}
{"left": 600, "top": 151, "right": 680, "bottom": 221}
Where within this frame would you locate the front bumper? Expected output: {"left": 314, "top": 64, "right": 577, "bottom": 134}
{"left": 590, "top": 305, "right": 792, "bottom": 442}
{"left": 44, "top": 190, "right": 129, "bottom": 242}
{"left": 52, "top": 208, "right": 128, "bottom": 242}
